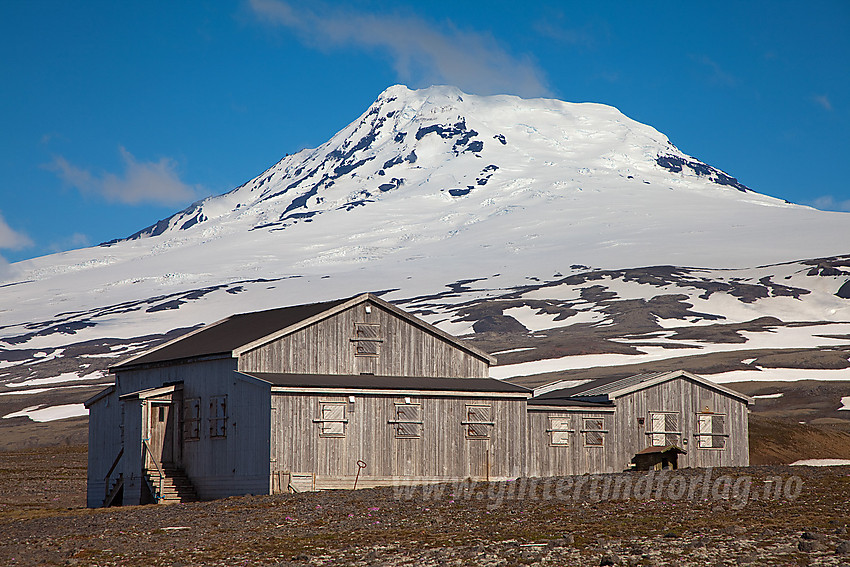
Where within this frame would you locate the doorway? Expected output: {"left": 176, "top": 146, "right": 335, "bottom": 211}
{"left": 148, "top": 401, "right": 176, "bottom": 467}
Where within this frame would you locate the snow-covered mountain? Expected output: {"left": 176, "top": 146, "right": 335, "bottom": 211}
{"left": 1, "top": 85, "right": 849, "bottom": 410}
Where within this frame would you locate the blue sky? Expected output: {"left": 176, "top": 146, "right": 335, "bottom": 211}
{"left": 1, "top": 1, "right": 847, "bottom": 266}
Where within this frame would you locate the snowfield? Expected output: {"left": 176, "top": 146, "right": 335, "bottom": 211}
{"left": 2, "top": 404, "right": 89, "bottom": 423}
{"left": 0, "top": 85, "right": 847, "bottom": 389}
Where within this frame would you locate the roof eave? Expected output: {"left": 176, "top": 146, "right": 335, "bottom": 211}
{"left": 606, "top": 370, "right": 754, "bottom": 404}
{"left": 109, "top": 317, "right": 230, "bottom": 371}
{"left": 110, "top": 352, "right": 235, "bottom": 373}
{"left": 84, "top": 385, "right": 115, "bottom": 408}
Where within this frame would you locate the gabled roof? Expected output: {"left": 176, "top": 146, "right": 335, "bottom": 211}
{"left": 112, "top": 293, "right": 494, "bottom": 371}
{"left": 112, "top": 296, "right": 351, "bottom": 370}
{"left": 531, "top": 370, "right": 753, "bottom": 405}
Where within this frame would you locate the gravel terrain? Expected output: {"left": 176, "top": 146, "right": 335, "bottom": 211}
{"left": 1, "top": 446, "right": 849, "bottom": 566}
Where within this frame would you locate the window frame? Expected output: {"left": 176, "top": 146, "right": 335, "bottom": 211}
{"left": 696, "top": 413, "right": 727, "bottom": 449}
{"left": 647, "top": 411, "right": 681, "bottom": 447}
{"left": 209, "top": 395, "right": 227, "bottom": 438}
{"left": 547, "top": 416, "right": 573, "bottom": 446}
{"left": 463, "top": 404, "right": 494, "bottom": 439}
{"left": 351, "top": 322, "right": 383, "bottom": 357}
{"left": 389, "top": 402, "right": 423, "bottom": 438}
{"left": 314, "top": 401, "right": 348, "bottom": 438}
{"left": 581, "top": 417, "right": 607, "bottom": 447}
{"left": 183, "top": 397, "right": 200, "bottom": 441}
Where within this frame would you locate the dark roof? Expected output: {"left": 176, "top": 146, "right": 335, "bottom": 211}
{"left": 566, "top": 372, "right": 670, "bottom": 397}
{"left": 527, "top": 398, "right": 615, "bottom": 409}
{"left": 113, "top": 297, "right": 351, "bottom": 369}
{"left": 532, "top": 372, "right": 664, "bottom": 401}
{"left": 635, "top": 445, "right": 687, "bottom": 455}
{"left": 533, "top": 370, "right": 751, "bottom": 404}
{"left": 242, "top": 372, "right": 530, "bottom": 394}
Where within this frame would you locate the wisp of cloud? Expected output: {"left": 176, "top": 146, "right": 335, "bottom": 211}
{"left": 249, "top": 0, "right": 550, "bottom": 98}
{"left": 47, "top": 148, "right": 203, "bottom": 206}
{"left": 0, "top": 211, "right": 33, "bottom": 278}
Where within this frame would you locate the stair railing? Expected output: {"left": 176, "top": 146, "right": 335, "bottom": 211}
{"left": 103, "top": 448, "right": 124, "bottom": 503}
{"left": 142, "top": 438, "right": 165, "bottom": 502}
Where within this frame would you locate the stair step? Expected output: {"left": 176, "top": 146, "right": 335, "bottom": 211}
{"left": 144, "top": 465, "right": 199, "bottom": 504}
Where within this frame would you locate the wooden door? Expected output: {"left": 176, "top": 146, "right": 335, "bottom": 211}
{"left": 149, "top": 402, "right": 175, "bottom": 466}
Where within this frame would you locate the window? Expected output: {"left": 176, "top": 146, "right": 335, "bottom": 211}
{"left": 352, "top": 322, "right": 383, "bottom": 356}
{"left": 697, "top": 414, "right": 727, "bottom": 449}
{"left": 583, "top": 418, "right": 605, "bottom": 447}
{"left": 464, "top": 404, "right": 493, "bottom": 439}
{"left": 183, "top": 398, "right": 200, "bottom": 441}
{"left": 648, "top": 412, "right": 680, "bottom": 447}
{"left": 209, "top": 395, "right": 227, "bottom": 438}
{"left": 548, "top": 417, "right": 573, "bottom": 446}
{"left": 315, "top": 402, "right": 347, "bottom": 437}
{"left": 391, "top": 403, "right": 422, "bottom": 438}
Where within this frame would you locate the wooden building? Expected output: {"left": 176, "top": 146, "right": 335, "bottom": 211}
{"left": 86, "top": 295, "right": 752, "bottom": 508}
{"left": 525, "top": 370, "right": 752, "bottom": 476}
{"left": 85, "top": 293, "right": 528, "bottom": 507}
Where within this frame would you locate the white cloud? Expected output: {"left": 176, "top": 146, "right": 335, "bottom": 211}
{"left": 47, "top": 147, "right": 203, "bottom": 206}
{"left": 813, "top": 94, "right": 833, "bottom": 112}
{"left": 0, "top": 212, "right": 33, "bottom": 251}
{"left": 0, "top": 212, "right": 32, "bottom": 278}
{"left": 809, "top": 195, "right": 850, "bottom": 212}
{"left": 248, "top": 0, "right": 550, "bottom": 98}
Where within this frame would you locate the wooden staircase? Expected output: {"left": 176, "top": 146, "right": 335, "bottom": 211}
{"left": 103, "top": 474, "right": 124, "bottom": 507}
{"left": 144, "top": 466, "right": 200, "bottom": 504}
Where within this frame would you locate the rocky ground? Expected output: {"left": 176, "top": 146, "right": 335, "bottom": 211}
{"left": 1, "top": 446, "right": 849, "bottom": 566}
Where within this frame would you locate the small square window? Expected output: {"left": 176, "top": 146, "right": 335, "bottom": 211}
{"left": 209, "top": 395, "right": 227, "bottom": 438}
{"left": 465, "top": 405, "right": 492, "bottom": 439}
{"left": 549, "top": 417, "right": 572, "bottom": 446}
{"left": 353, "top": 323, "right": 383, "bottom": 357}
{"left": 649, "top": 412, "right": 680, "bottom": 447}
{"left": 318, "top": 402, "right": 347, "bottom": 437}
{"left": 393, "top": 403, "right": 421, "bottom": 438}
{"left": 697, "top": 414, "right": 726, "bottom": 449}
{"left": 183, "top": 398, "right": 200, "bottom": 441}
{"left": 583, "top": 418, "right": 605, "bottom": 447}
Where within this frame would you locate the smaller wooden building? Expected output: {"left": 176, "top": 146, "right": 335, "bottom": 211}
{"left": 525, "top": 370, "right": 752, "bottom": 476}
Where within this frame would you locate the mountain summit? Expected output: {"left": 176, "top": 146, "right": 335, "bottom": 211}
{"left": 125, "top": 84, "right": 757, "bottom": 244}
{"left": 2, "top": 85, "right": 848, "bottom": 355}
{"left": 82, "top": 84, "right": 845, "bottom": 279}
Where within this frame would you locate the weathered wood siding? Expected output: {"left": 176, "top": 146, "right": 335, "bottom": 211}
{"left": 525, "top": 409, "right": 616, "bottom": 477}
{"left": 93, "top": 358, "right": 272, "bottom": 506}
{"left": 526, "top": 376, "right": 749, "bottom": 477}
{"left": 270, "top": 392, "right": 526, "bottom": 488}
{"left": 609, "top": 377, "right": 749, "bottom": 470}
{"left": 86, "top": 389, "right": 122, "bottom": 508}
{"left": 239, "top": 301, "right": 488, "bottom": 378}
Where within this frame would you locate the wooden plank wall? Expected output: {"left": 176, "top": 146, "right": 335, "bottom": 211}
{"left": 270, "top": 392, "right": 526, "bottom": 488}
{"left": 104, "top": 359, "right": 272, "bottom": 504}
{"left": 239, "top": 301, "right": 488, "bottom": 378}
{"left": 609, "top": 377, "right": 749, "bottom": 469}
{"left": 525, "top": 410, "right": 615, "bottom": 477}
{"left": 527, "top": 377, "right": 749, "bottom": 477}
{"left": 86, "top": 390, "right": 122, "bottom": 507}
